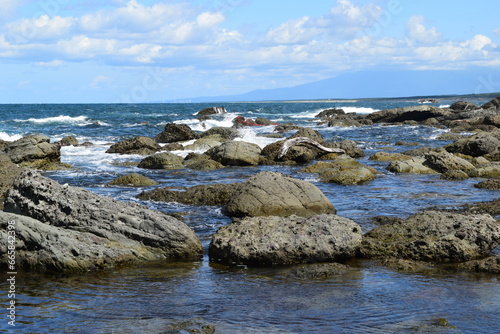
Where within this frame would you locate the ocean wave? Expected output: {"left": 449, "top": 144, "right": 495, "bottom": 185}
{"left": 0, "top": 132, "right": 23, "bottom": 141}
{"left": 23, "top": 115, "right": 90, "bottom": 124}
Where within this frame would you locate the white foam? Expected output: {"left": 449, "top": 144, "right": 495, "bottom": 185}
{"left": 0, "top": 132, "right": 23, "bottom": 141}
{"left": 235, "top": 127, "right": 282, "bottom": 149}
{"left": 340, "top": 107, "right": 378, "bottom": 114}
{"left": 175, "top": 113, "right": 240, "bottom": 131}
{"left": 24, "top": 115, "right": 90, "bottom": 124}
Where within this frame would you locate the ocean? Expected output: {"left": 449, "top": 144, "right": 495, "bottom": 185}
{"left": 1, "top": 99, "right": 499, "bottom": 333}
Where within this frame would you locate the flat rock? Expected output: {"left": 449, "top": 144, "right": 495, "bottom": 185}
{"left": 4, "top": 135, "right": 69, "bottom": 170}
{"left": 108, "top": 173, "right": 159, "bottom": 186}
{"left": 209, "top": 214, "right": 362, "bottom": 266}
{"left": 210, "top": 141, "right": 262, "bottom": 166}
{"left": 4, "top": 169, "right": 202, "bottom": 270}
{"left": 106, "top": 136, "right": 161, "bottom": 155}
{"left": 360, "top": 211, "right": 500, "bottom": 262}
{"left": 137, "top": 152, "right": 184, "bottom": 169}
{"left": 225, "top": 171, "right": 335, "bottom": 217}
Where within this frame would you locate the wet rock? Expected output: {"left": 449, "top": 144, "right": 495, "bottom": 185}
{"left": 468, "top": 164, "right": 500, "bottom": 178}
{"left": 163, "top": 318, "right": 216, "bottom": 334}
{"left": 0, "top": 154, "right": 22, "bottom": 209}
{"left": 261, "top": 139, "right": 319, "bottom": 164}
{"left": 387, "top": 157, "right": 438, "bottom": 174}
{"left": 137, "top": 183, "right": 239, "bottom": 206}
{"left": 474, "top": 179, "right": 500, "bottom": 190}
{"left": 367, "top": 105, "right": 450, "bottom": 123}
{"left": 440, "top": 170, "right": 469, "bottom": 180}
{"left": 196, "top": 106, "right": 227, "bottom": 116}
{"left": 209, "top": 214, "right": 362, "bottom": 266}
{"left": 459, "top": 255, "right": 500, "bottom": 274}
{"left": 183, "top": 136, "right": 223, "bottom": 152}
{"left": 274, "top": 123, "right": 301, "bottom": 133}
{"left": 3, "top": 170, "right": 202, "bottom": 271}
{"left": 184, "top": 155, "right": 225, "bottom": 170}
{"left": 450, "top": 101, "right": 478, "bottom": 111}
{"left": 378, "top": 258, "right": 433, "bottom": 272}
{"left": 58, "top": 136, "right": 79, "bottom": 146}
{"left": 445, "top": 132, "right": 500, "bottom": 157}
{"left": 423, "top": 151, "right": 475, "bottom": 173}
{"left": 369, "top": 152, "right": 413, "bottom": 162}
{"left": 315, "top": 108, "right": 345, "bottom": 118}
{"left": 326, "top": 140, "right": 365, "bottom": 158}
{"left": 106, "top": 136, "right": 161, "bottom": 155}
{"left": 225, "top": 171, "right": 335, "bottom": 217}
{"left": 481, "top": 96, "right": 500, "bottom": 110}
{"left": 108, "top": 173, "right": 159, "bottom": 187}
{"left": 138, "top": 152, "right": 184, "bottom": 169}
{"left": 459, "top": 198, "right": 500, "bottom": 216}
{"left": 155, "top": 123, "right": 198, "bottom": 143}
{"left": 199, "top": 127, "right": 239, "bottom": 140}
{"left": 302, "top": 156, "right": 377, "bottom": 185}
{"left": 286, "top": 262, "right": 351, "bottom": 279}
{"left": 483, "top": 115, "right": 500, "bottom": 127}
{"left": 4, "top": 135, "right": 70, "bottom": 170}
{"left": 210, "top": 141, "right": 262, "bottom": 166}
{"left": 360, "top": 211, "right": 500, "bottom": 262}
{"left": 403, "top": 146, "right": 445, "bottom": 157}
{"left": 326, "top": 117, "right": 364, "bottom": 127}
{"left": 290, "top": 127, "right": 324, "bottom": 143}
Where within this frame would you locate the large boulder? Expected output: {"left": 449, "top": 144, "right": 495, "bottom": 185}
{"left": 360, "top": 211, "right": 500, "bottom": 262}
{"left": 225, "top": 171, "right": 335, "bottom": 217}
{"left": 367, "top": 105, "right": 450, "bottom": 123}
{"left": 423, "top": 151, "right": 475, "bottom": 173}
{"left": 210, "top": 141, "right": 262, "bottom": 166}
{"left": 209, "top": 214, "right": 362, "bottom": 266}
{"left": 387, "top": 157, "right": 439, "bottom": 174}
{"left": 106, "top": 136, "right": 161, "bottom": 155}
{"left": 445, "top": 132, "right": 500, "bottom": 157}
{"left": 4, "top": 135, "right": 69, "bottom": 170}
{"left": 108, "top": 173, "right": 159, "bottom": 187}
{"left": 450, "top": 101, "right": 478, "bottom": 111}
{"left": 301, "top": 156, "right": 378, "bottom": 185}
{"left": 3, "top": 169, "right": 202, "bottom": 271}
{"left": 196, "top": 106, "right": 227, "bottom": 116}
{"left": 481, "top": 96, "right": 500, "bottom": 110}
{"left": 155, "top": 123, "right": 198, "bottom": 143}
{"left": 137, "top": 152, "right": 184, "bottom": 169}
{"left": 0, "top": 154, "right": 22, "bottom": 208}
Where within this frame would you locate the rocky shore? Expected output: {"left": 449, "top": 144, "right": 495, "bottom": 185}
{"left": 0, "top": 97, "right": 499, "bottom": 275}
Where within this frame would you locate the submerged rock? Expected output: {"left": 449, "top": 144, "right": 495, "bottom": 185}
{"left": 209, "top": 214, "right": 362, "bottom": 266}
{"left": 108, "top": 173, "right": 159, "bottom": 187}
{"left": 225, "top": 171, "right": 335, "bottom": 217}
{"left": 360, "top": 211, "right": 500, "bottom": 262}
{"left": 474, "top": 179, "right": 500, "bottom": 190}
{"left": 137, "top": 152, "right": 184, "bottom": 169}
{"left": 3, "top": 169, "right": 202, "bottom": 272}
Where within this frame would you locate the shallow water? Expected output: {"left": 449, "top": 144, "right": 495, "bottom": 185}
{"left": 1, "top": 101, "right": 499, "bottom": 333}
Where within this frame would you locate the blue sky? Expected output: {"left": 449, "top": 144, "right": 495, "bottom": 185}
{"left": 1, "top": 0, "right": 499, "bottom": 103}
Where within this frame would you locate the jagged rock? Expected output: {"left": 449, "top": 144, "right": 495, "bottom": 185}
{"left": 445, "top": 132, "right": 500, "bottom": 157}
{"left": 483, "top": 115, "right": 500, "bottom": 127}
{"left": 0, "top": 154, "right": 22, "bottom": 208}
{"left": 196, "top": 106, "right": 227, "bottom": 116}
{"left": 360, "top": 211, "right": 500, "bottom": 262}
{"left": 199, "top": 127, "right": 239, "bottom": 140}
{"left": 210, "top": 141, "right": 262, "bottom": 166}
{"left": 450, "top": 101, "right": 478, "bottom": 111}
{"left": 315, "top": 108, "right": 345, "bottom": 118}
{"left": 440, "top": 170, "right": 469, "bottom": 180}
{"left": 459, "top": 255, "right": 500, "bottom": 274}
{"left": 468, "top": 164, "right": 500, "bottom": 178}
{"left": 106, "top": 136, "right": 161, "bottom": 155}
{"left": 367, "top": 105, "right": 450, "bottom": 123}
{"left": 474, "top": 179, "right": 500, "bottom": 190}
{"left": 290, "top": 127, "right": 324, "bottom": 143}
{"left": 183, "top": 136, "right": 224, "bottom": 152}
{"left": 326, "top": 140, "right": 365, "bottom": 158}
{"left": 108, "top": 173, "right": 159, "bottom": 187}
{"left": 209, "top": 214, "right": 362, "bottom": 266}
{"left": 423, "top": 151, "right": 475, "bottom": 173}
{"left": 137, "top": 183, "right": 239, "bottom": 206}
{"left": 2, "top": 170, "right": 202, "bottom": 272}
{"left": 59, "top": 136, "right": 79, "bottom": 146}
{"left": 225, "top": 171, "right": 335, "bottom": 217}
{"left": 184, "top": 155, "right": 225, "bottom": 170}
{"left": 4, "top": 135, "right": 70, "bottom": 170}
{"left": 137, "top": 152, "right": 184, "bottom": 169}
{"left": 301, "top": 156, "right": 378, "bottom": 185}
{"left": 155, "top": 123, "right": 198, "bottom": 143}
{"left": 481, "top": 96, "right": 500, "bottom": 110}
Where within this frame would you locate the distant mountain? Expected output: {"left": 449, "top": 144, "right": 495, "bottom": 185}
{"left": 185, "top": 69, "right": 499, "bottom": 103}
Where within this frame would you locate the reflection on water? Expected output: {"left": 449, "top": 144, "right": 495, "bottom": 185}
{"left": 3, "top": 258, "right": 498, "bottom": 333}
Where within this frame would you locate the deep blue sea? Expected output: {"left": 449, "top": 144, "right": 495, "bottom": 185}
{"left": 1, "top": 100, "right": 499, "bottom": 333}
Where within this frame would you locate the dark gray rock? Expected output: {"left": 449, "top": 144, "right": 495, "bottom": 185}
{"left": 58, "top": 136, "right": 79, "bottom": 146}
{"left": 445, "top": 132, "right": 500, "bottom": 157}
{"left": 196, "top": 106, "right": 227, "bottom": 116}
{"left": 315, "top": 108, "right": 345, "bottom": 118}
{"left": 367, "top": 105, "right": 450, "bottom": 123}
{"left": 209, "top": 214, "right": 362, "bottom": 266}
{"left": 199, "top": 127, "right": 239, "bottom": 140}
{"left": 474, "top": 179, "right": 500, "bottom": 190}
{"left": 460, "top": 255, "right": 500, "bottom": 274}
{"left": 3, "top": 170, "right": 202, "bottom": 271}
{"left": 4, "top": 135, "right": 69, "bottom": 170}
{"left": 225, "top": 171, "right": 335, "bottom": 217}
{"left": 0, "top": 154, "right": 22, "bottom": 208}
{"left": 137, "top": 152, "right": 184, "bottom": 169}
{"left": 450, "top": 101, "right": 478, "bottom": 111}
{"left": 423, "top": 151, "right": 475, "bottom": 173}
{"left": 155, "top": 123, "right": 198, "bottom": 143}
{"left": 481, "top": 96, "right": 500, "bottom": 110}
{"left": 106, "top": 136, "right": 161, "bottom": 155}
{"left": 360, "top": 211, "right": 500, "bottom": 262}
{"left": 108, "top": 173, "right": 159, "bottom": 187}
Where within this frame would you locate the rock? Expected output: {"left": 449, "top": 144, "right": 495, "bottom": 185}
{"left": 155, "top": 123, "right": 198, "bottom": 143}
{"left": 440, "top": 170, "right": 469, "bottom": 180}
{"left": 261, "top": 139, "right": 319, "bottom": 164}
{"left": 59, "top": 136, "right": 79, "bottom": 146}
{"left": 0, "top": 154, "right": 22, "bottom": 209}
{"left": 387, "top": 157, "right": 438, "bottom": 174}
{"left": 162, "top": 142, "right": 184, "bottom": 151}
{"left": 445, "top": 132, "right": 500, "bottom": 157}
{"left": 326, "top": 117, "right": 364, "bottom": 127}
{"left": 106, "top": 136, "right": 161, "bottom": 155}
{"left": 199, "top": 127, "right": 239, "bottom": 140}
{"left": 459, "top": 198, "right": 500, "bottom": 216}
{"left": 367, "top": 105, "right": 450, "bottom": 123}
{"left": 210, "top": 141, "right": 262, "bottom": 166}
{"left": 183, "top": 136, "right": 224, "bottom": 152}
{"left": 137, "top": 152, "right": 184, "bottom": 169}
{"left": 423, "top": 151, "right": 475, "bottom": 173}
{"left": 196, "top": 106, "right": 227, "bottom": 116}
{"left": 290, "top": 127, "right": 324, "bottom": 143}
{"left": 460, "top": 255, "right": 500, "bottom": 274}
{"left": 225, "top": 171, "right": 335, "bottom": 217}
{"left": 474, "top": 179, "right": 500, "bottom": 190}
{"left": 274, "top": 123, "right": 301, "bottom": 133}
{"left": 481, "top": 96, "right": 500, "bottom": 110}
{"left": 209, "top": 214, "right": 362, "bottom": 266}
{"left": 378, "top": 258, "right": 432, "bottom": 272}
{"left": 315, "top": 108, "right": 345, "bottom": 118}
{"left": 468, "top": 164, "right": 500, "bottom": 178}
{"left": 286, "top": 262, "right": 350, "bottom": 279}
{"left": 326, "top": 140, "right": 365, "bottom": 158}
{"left": 403, "top": 146, "right": 445, "bottom": 156}
{"left": 184, "top": 155, "right": 225, "bottom": 170}
{"left": 254, "top": 117, "right": 277, "bottom": 125}
{"left": 301, "top": 156, "right": 377, "bottom": 185}
{"left": 450, "top": 101, "right": 478, "bottom": 111}
{"left": 108, "top": 173, "right": 159, "bottom": 187}
{"left": 3, "top": 170, "right": 202, "bottom": 271}
{"left": 137, "top": 183, "right": 239, "bottom": 206}
{"left": 369, "top": 152, "right": 413, "bottom": 162}
{"left": 360, "top": 211, "right": 500, "bottom": 262}
{"left": 483, "top": 115, "right": 500, "bottom": 127}
{"left": 4, "top": 135, "right": 70, "bottom": 170}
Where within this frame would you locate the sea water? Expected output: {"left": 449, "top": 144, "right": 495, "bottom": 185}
{"left": 0, "top": 100, "right": 499, "bottom": 333}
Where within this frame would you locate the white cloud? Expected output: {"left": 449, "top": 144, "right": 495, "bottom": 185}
{"left": 90, "top": 75, "right": 112, "bottom": 89}
{"left": 406, "top": 15, "right": 442, "bottom": 44}
{"left": 34, "top": 59, "right": 65, "bottom": 67}
{"left": 6, "top": 15, "right": 75, "bottom": 43}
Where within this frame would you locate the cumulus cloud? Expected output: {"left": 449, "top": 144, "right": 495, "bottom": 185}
{"left": 406, "top": 15, "right": 442, "bottom": 44}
